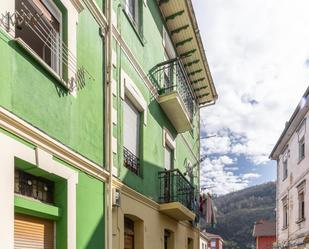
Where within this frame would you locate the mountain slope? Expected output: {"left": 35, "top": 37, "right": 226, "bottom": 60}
{"left": 206, "top": 182, "right": 276, "bottom": 249}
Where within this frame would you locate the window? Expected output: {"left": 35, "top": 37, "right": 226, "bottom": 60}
{"left": 282, "top": 197, "right": 288, "bottom": 228}
{"left": 297, "top": 181, "right": 306, "bottom": 222}
{"left": 14, "top": 168, "right": 54, "bottom": 204}
{"left": 299, "top": 137, "right": 305, "bottom": 161}
{"left": 298, "top": 191, "right": 305, "bottom": 221}
{"left": 124, "top": 0, "right": 143, "bottom": 38}
{"left": 124, "top": 217, "right": 134, "bottom": 249}
{"left": 188, "top": 238, "right": 194, "bottom": 249}
{"left": 211, "top": 239, "right": 216, "bottom": 249}
{"left": 15, "top": 0, "right": 62, "bottom": 76}
{"left": 283, "top": 159, "right": 288, "bottom": 181}
{"left": 164, "top": 145, "right": 174, "bottom": 171}
{"left": 164, "top": 230, "right": 174, "bottom": 249}
{"left": 123, "top": 97, "right": 141, "bottom": 175}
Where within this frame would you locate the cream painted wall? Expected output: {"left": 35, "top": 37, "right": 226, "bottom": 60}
{"left": 277, "top": 112, "right": 309, "bottom": 245}
{"left": 112, "top": 187, "right": 200, "bottom": 249}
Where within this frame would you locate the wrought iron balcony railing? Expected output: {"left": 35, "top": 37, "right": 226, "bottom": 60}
{"left": 150, "top": 58, "right": 195, "bottom": 120}
{"left": 158, "top": 169, "right": 195, "bottom": 212}
{"left": 123, "top": 146, "right": 140, "bottom": 175}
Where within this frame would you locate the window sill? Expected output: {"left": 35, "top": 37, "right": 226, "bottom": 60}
{"left": 122, "top": 8, "right": 146, "bottom": 46}
{"left": 14, "top": 194, "right": 60, "bottom": 220}
{"left": 14, "top": 37, "right": 70, "bottom": 91}
{"left": 282, "top": 226, "right": 288, "bottom": 231}
{"left": 296, "top": 218, "right": 305, "bottom": 224}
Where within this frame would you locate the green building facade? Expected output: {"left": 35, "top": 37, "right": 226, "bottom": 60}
{"left": 0, "top": 0, "right": 217, "bottom": 248}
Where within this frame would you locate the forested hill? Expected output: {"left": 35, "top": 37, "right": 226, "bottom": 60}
{"left": 206, "top": 182, "right": 276, "bottom": 249}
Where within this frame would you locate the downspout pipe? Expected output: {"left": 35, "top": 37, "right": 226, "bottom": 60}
{"left": 104, "top": 0, "right": 113, "bottom": 248}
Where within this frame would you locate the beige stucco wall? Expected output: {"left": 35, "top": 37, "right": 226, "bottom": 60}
{"left": 112, "top": 183, "right": 199, "bottom": 249}
{"left": 277, "top": 112, "right": 309, "bottom": 245}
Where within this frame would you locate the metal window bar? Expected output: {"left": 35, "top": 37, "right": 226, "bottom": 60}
{"left": 151, "top": 58, "right": 195, "bottom": 120}
{"left": 15, "top": 169, "right": 54, "bottom": 204}
{"left": 123, "top": 146, "right": 140, "bottom": 175}
{"left": 0, "top": 0, "right": 94, "bottom": 90}
{"left": 158, "top": 169, "right": 195, "bottom": 212}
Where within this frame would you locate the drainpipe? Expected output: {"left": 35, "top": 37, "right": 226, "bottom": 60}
{"left": 104, "top": 0, "right": 113, "bottom": 248}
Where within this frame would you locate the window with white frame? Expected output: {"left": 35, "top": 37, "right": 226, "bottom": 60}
{"left": 282, "top": 197, "right": 288, "bottom": 228}
{"left": 299, "top": 137, "right": 305, "bottom": 161}
{"left": 282, "top": 149, "right": 288, "bottom": 181}
{"left": 15, "top": 0, "right": 62, "bottom": 75}
{"left": 123, "top": 97, "right": 141, "bottom": 175}
{"left": 297, "top": 181, "right": 306, "bottom": 222}
{"left": 164, "top": 145, "right": 173, "bottom": 171}
{"left": 297, "top": 119, "right": 306, "bottom": 162}
{"left": 125, "top": 0, "right": 142, "bottom": 35}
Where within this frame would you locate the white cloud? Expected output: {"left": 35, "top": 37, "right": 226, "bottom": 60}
{"left": 242, "top": 173, "right": 261, "bottom": 180}
{"left": 193, "top": 0, "right": 309, "bottom": 194}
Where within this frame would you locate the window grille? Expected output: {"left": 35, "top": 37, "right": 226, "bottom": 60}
{"left": 14, "top": 169, "right": 54, "bottom": 204}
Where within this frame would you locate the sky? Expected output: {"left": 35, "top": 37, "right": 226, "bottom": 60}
{"left": 192, "top": 0, "right": 309, "bottom": 195}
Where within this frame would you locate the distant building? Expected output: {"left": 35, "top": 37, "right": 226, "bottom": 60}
{"left": 207, "top": 233, "right": 224, "bottom": 249}
{"left": 253, "top": 220, "right": 276, "bottom": 249}
{"left": 200, "top": 232, "right": 209, "bottom": 249}
{"left": 270, "top": 87, "right": 309, "bottom": 248}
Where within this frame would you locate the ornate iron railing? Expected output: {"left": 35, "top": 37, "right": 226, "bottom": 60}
{"left": 150, "top": 58, "right": 195, "bottom": 120}
{"left": 123, "top": 146, "right": 140, "bottom": 175}
{"left": 158, "top": 169, "right": 195, "bottom": 211}
{"left": 14, "top": 169, "right": 54, "bottom": 204}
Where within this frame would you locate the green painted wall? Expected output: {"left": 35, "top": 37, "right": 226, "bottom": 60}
{"left": 112, "top": 0, "right": 200, "bottom": 200}
{"left": 0, "top": 0, "right": 105, "bottom": 166}
{"left": 14, "top": 156, "right": 105, "bottom": 249}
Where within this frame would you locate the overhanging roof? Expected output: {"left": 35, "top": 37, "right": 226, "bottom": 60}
{"left": 158, "top": 0, "right": 218, "bottom": 106}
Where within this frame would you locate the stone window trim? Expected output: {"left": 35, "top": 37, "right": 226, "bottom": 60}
{"left": 123, "top": 0, "right": 145, "bottom": 44}
{"left": 0, "top": 0, "right": 83, "bottom": 93}
{"left": 297, "top": 118, "right": 306, "bottom": 163}
{"left": 162, "top": 127, "right": 176, "bottom": 160}
{"left": 120, "top": 69, "right": 147, "bottom": 125}
{"left": 0, "top": 132, "right": 78, "bottom": 249}
{"left": 282, "top": 196, "right": 288, "bottom": 229}
{"left": 297, "top": 180, "right": 306, "bottom": 223}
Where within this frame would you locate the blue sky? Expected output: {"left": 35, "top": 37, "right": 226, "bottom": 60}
{"left": 192, "top": 0, "right": 309, "bottom": 195}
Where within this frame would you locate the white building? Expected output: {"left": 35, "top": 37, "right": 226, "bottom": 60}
{"left": 200, "top": 232, "right": 208, "bottom": 249}
{"left": 271, "top": 87, "right": 309, "bottom": 248}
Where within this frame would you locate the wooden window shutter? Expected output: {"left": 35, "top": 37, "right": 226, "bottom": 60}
{"left": 14, "top": 213, "right": 54, "bottom": 249}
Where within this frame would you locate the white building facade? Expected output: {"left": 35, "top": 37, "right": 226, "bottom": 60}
{"left": 271, "top": 87, "right": 309, "bottom": 249}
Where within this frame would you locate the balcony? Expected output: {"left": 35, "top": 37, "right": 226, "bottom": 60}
{"left": 150, "top": 58, "right": 195, "bottom": 133}
{"left": 158, "top": 169, "right": 195, "bottom": 221}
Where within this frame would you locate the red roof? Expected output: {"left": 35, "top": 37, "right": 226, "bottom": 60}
{"left": 253, "top": 220, "right": 276, "bottom": 237}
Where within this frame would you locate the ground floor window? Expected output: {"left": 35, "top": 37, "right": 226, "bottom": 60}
{"left": 14, "top": 213, "right": 54, "bottom": 249}
{"left": 124, "top": 217, "right": 135, "bottom": 249}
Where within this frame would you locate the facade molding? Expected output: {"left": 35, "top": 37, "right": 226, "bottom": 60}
{"left": 82, "top": 0, "right": 108, "bottom": 35}
{"left": 112, "top": 25, "right": 158, "bottom": 98}
{"left": 0, "top": 107, "right": 109, "bottom": 182}
{"left": 112, "top": 178, "right": 159, "bottom": 211}
{"left": 121, "top": 69, "right": 148, "bottom": 125}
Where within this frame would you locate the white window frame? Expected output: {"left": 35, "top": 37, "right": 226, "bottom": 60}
{"left": 297, "top": 181, "right": 306, "bottom": 222}
{"left": 120, "top": 70, "right": 147, "bottom": 125}
{"left": 0, "top": 0, "right": 82, "bottom": 92}
{"left": 124, "top": 97, "right": 141, "bottom": 157}
{"left": 282, "top": 197, "right": 288, "bottom": 229}
{"left": 0, "top": 133, "right": 78, "bottom": 249}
